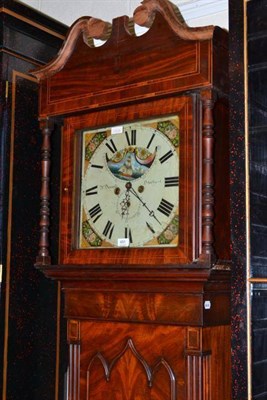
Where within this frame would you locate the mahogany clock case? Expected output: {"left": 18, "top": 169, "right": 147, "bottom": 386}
{"left": 31, "top": 2, "right": 231, "bottom": 399}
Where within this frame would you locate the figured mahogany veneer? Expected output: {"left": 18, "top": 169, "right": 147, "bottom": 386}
{"left": 32, "top": 0, "right": 227, "bottom": 119}
{"left": 65, "top": 320, "right": 231, "bottom": 400}
{"left": 34, "top": 14, "right": 227, "bottom": 119}
{"left": 32, "top": 0, "right": 231, "bottom": 399}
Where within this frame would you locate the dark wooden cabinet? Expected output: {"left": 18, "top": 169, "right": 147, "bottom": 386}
{"left": 32, "top": 1, "right": 231, "bottom": 398}
{"left": 248, "top": 1, "right": 267, "bottom": 398}
{"left": 229, "top": 0, "right": 267, "bottom": 397}
{"left": 0, "top": 2, "right": 67, "bottom": 399}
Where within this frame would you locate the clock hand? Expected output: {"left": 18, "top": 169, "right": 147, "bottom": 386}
{"left": 146, "top": 221, "right": 155, "bottom": 234}
{"left": 125, "top": 182, "right": 161, "bottom": 225}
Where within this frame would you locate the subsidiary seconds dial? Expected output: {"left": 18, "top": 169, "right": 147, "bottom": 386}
{"left": 78, "top": 116, "right": 179, "bottom": 249}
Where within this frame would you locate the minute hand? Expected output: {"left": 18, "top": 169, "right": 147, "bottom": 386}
{"left": 129, "top": 187, "right": 161, "bottom": 225}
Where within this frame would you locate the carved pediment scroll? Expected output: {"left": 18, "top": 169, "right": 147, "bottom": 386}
{"left": 133, "top": 0, "right": 214, "bottom": 39}
{"left": 31, "top": 0, "right": 215, "bottom": 82}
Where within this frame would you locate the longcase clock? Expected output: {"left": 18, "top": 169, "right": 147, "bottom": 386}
{"left": 32, "top": 1, "right": 232, "bottom": 399}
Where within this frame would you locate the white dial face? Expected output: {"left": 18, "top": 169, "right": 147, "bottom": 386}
{"left": 77, "top": 116, "right": 179, "bottom": 249}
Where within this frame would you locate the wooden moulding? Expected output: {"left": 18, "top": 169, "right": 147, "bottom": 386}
{"left": 31, "top": 0, "right": 215, "bottom": 82}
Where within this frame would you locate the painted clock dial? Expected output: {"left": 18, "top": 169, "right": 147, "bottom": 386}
{"left": 77, "top": 116, "right": 179, "bottom": 249}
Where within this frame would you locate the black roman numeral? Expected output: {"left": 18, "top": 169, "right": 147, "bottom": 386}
{"left": 102, "top": 220, "right": 115, "bottom": 239}
{"left": 105, "top": 138, "right": 117, "bottom": 154}
{"left": 91, "top": 164, "right": 103, "bottom": 169}
{"left": 85, "top": 185, "right": 98, "bottom": 195}
{"left": 125, "top": 227, "right": 133, "bottom": 243}
{"left": 164, "top": 177, "right": 179, "bottom": 187}
{"left": 125, "top": 129, "right": 137, "bottom": 146}
{"left": 157, "top": 198, "right": 174, "bottom": 217}
{"left": 146, "top": 133, "right": 155, "bottom": 149}
{"left": 159, "top": 150, "right": 174, "bottom": 164}
{"left": 88, "top": 203, "right": 102, "bottom": 222}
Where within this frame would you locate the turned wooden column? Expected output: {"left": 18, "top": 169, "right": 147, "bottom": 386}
{"left": 200, "top": 91, "right": 216, "bottom": 264}
{"left": 35, "top": 118, "right": 54, "bottom": 266}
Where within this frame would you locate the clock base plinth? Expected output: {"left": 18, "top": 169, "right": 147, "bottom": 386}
{"left": 38, "top": 263, "right": 231, "bottom": 400}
